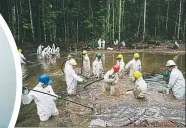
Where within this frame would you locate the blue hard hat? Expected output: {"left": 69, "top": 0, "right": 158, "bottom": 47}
{"left": 38, "top": 74, "right": 52, "bottom": 85}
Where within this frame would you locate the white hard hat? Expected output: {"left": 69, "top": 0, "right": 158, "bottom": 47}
{"left": 70, "top": 58, "right": 77, "bottom": 66}
{"left": 166, "top": 60, "right": 176, "bottom": 67}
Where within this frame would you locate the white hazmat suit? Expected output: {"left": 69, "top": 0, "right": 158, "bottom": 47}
{"left": 19, "top": 52, "right": 26, "bottom": 64}
{"left": 22, "top": 83, "right": 59, "bottom": 121}
{"left": 92, "top": 57, "right": 103, "bottom": 78}
{"left": 168, "top": 67, "right": 185, "bottom": 99}
{"left": 125, "top": 58, "right": 142, "bottom": 78}
{"left": 102, "top": 40, "right": 105, "bottom": 49}
{"left": 103, "top": 69, "right": 119, "bottom": 95}
{"left": 133, "top": 76, "right": 147, "bottom": 98}
{"left": 83, "top": 54, "right": 91, "bottom": 77}
{"left": 98, "top": 39, "right": 102, "bottom": 49}
{"left": 116, "top": 58, "right": 125, "bottom": 77}
{"left": 64, "top": 59, "right": 83, "bottom": 95}
{"left": 37, "top": 45, "right": 43, "bottom": 55}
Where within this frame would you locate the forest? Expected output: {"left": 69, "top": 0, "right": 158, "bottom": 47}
{"left": 0, "top": 0, "right": 185, "bottom": 49}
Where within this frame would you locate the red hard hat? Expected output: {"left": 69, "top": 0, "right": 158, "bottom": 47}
{"left": 112, "top": 65, "right": 120, "bottom": 72}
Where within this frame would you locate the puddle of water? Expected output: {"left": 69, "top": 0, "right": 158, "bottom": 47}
{"left": 16, "top": 52, "right": 185, "bottom": 127}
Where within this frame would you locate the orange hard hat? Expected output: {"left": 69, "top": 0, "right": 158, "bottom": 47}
{"left": 112, "top": 65, "right": 120, "bottom": 72}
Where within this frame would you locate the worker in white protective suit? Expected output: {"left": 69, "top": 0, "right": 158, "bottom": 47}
{"left": 41, "top": 47, "right": 48, "bottom": 59}
{"left": 125, "top": 53, "right": 142, "bottom": 80}
{"left": 103, "top": 65, "right": 120, "bottom": 95}
{"left": 18, "top": 49, "right": 27, "bottom": 64}
{"left": 82, "top": 50, "right": 91, "bottom": 78}
{"left": 64, "top": 55, "right": 72, "bottom": 74}
{"left": 163, "top": 60, "right": 185, "bottom": 100}
{"left": 92, "top": 53, "right": 104, "bottom": 78}
{"left": 56, "top": 47, "right": 60, "bottom": 54}
{"left": 55, "top": 47, "right": 60, "bottom": 59}
{"left": 98, "top": 38, "right": 102, "bottom": 49}
{"left": 22, "top": 74, "right": 59, "bottom": 121}
{"left": 126, "top": 71, "right": 147, "bottom": 99}
{"left": 51, "top": 43, "right": 56, "bottom": 55}
{"left": 116, "top": 54, "right": 125, "bottom": 78}
{"left": 102, "top": 39, "right": 105, "bottom": 50}
{"left": 64, "top": 58, "right": 84, "bottom": 95}
{"left": 37, "top": 44, "right": 44, "bottom": 55}
{"left": 114, "top": 39, "right": 118, "bottom": 46}
{"left": 45, "top": 46, "right": 52, "bottom": 59}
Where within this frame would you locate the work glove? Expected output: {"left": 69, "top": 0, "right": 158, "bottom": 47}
{"left": 57, "top": 95, "right": 62, "bottom": 100}
{"left": 22, "top": 86, "right": 29, "bottom": 94}
{"left": 164, "top": 84, "right": 169, "bottom": 88}
{"left": 164, "top": 71, "right": 171, "bottom": 77}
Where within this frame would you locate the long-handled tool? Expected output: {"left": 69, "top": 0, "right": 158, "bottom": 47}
{"left": 83, "top": 77, "right": 104, "bottom": 89}
{"left": 25, "top": 88, "right": 93, "bottom": 110}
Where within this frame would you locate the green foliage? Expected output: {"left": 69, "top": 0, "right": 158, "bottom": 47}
{"left": 3, "top": 0, "right": 184, "bottom": 44}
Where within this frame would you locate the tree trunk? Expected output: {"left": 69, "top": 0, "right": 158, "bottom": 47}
{"left": 11, "top": 0, "right": 16, "bottom": 38}
{"left": 137, "top": 9, "right": 143, "bottom": 38}
{"left": 19, "top": 0, "right": 24, "bottom": 43}
{"left": 42, "top": 0, "right": 46, "bottom": 43}
{"left": 28, "top": 0, "right": 35, "bottom": 42}
{"left": 174, "top": 22, "right": 177, "bottom": 39}
{"left": 107, "top": 0, "right": 110, "bottom": 37}
{"left": 142, "top": 0, "right": 147, "bottom": 42}
{"left": 15, "top": 0, "right": 20, "bottom": 43}
{"left": 63, "top": 0, "right": 67, "bottom": 42}
{"left": 76, "top": 0, "right": 79, "bottom": 44}
{"left": 177, "top": 0, "right": 182, "bottom": 40}
{"left": 38, "top": 6, "right": 41, "bottom": 42}
{"left": 118, "top": 0, "right": 122, "bottom": 42}
{"left": 183, "top": 17, "right": 186, "bottom": 42}
{"left": 121, "top": 0, "right": 125, "bottom": 38}
{"left": 165, "top": 0, "right": 170, "bottom": 36}
{"left": 112, "top": 1, "right": 115, "bottom": 41}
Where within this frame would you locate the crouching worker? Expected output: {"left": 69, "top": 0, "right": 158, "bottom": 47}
{"left": 22, "top": 74, "right": 59, "bottom": 121}
{"left": 103, "top": 65, "right": 120, "bottom": 96}
{"left": 65, "top": 58, "right": 84, "bottom": 95}
{"left": 164, "top": 60, "right": 185, "bottom": 100}
{"left": 126, "top": 71, "right": 147, "bottom": 99}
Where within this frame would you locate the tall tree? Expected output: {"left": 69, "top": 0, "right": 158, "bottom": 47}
{"left": 28, "top": 0, "right": 35, "bottom": 42}
{"left": 143, "top": 0, "right": 147, "bottom": 41}
{"left": 118, "top": 0, "right": 122, "bottom": 42}
{"left": 177, "top": 0, "right": 182, "bottom": 40}
{"left": 165, "top": 0, "right": 170, "bottom": 36}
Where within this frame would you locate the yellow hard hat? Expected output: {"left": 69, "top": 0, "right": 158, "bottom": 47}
{"left": 82, "top": 50, "right": 87, "bottom": 55}
{"left": 67, "top": 55, "right": 72, "bottom": 59}
{"left": 18, "top": 49, "right": 22, "bottom": 53}
{"left": 133, "top": 71, "right": 142, "bottom": 78}
{"left": 117, "top": 54, "right": 123, "bottom": 59}
{"left": 133, "top": 53, "right": 139, "bottom": 59}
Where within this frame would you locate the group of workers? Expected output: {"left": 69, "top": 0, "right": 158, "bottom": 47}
{"left": 18, "top": 43, "right": 60, "bottom": 64}
{"left": 37, "top": 43, "right": 60, "bottom": 59}
{"left": 22, "top": 50, "right": 185, "bottom": 122}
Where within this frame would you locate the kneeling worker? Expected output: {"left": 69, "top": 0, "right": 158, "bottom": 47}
{"left": 103, "top": 65, "right": 120, "bottom": 95}
{"left": 126, "top": 71, "right": 147, "bottom": 99}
